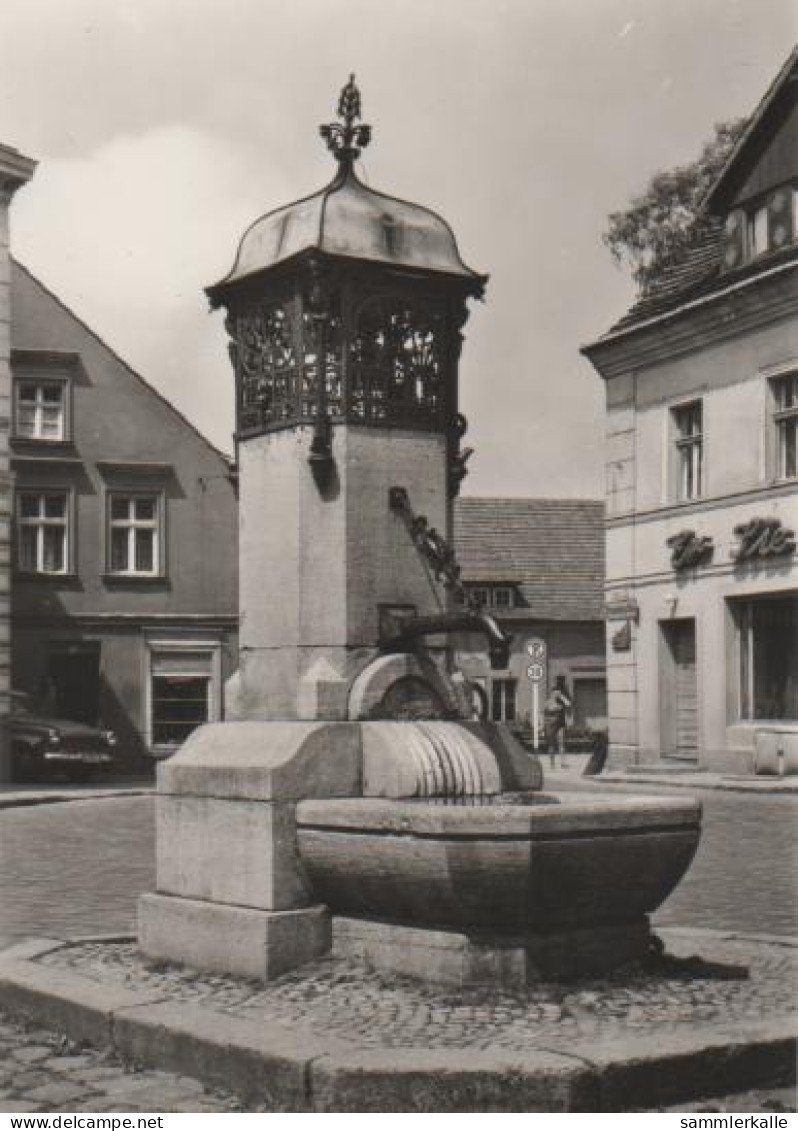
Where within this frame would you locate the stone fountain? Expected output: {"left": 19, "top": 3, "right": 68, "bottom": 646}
{"left": 137, "top": 78, "right": 700, "bottom": 989}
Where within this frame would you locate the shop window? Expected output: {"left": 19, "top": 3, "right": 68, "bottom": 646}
{"left": 107, "top": 493, "right": 161, "bottom": 576}
{"left": 148, "top": 644, "right": 220, "bottom": 750}
{"left": 15, "top": 380, "right": 67, "bottom": 441}
{"left": 491, "top": 678, "right": 517, "bottom": 723}
{"left": 738, "top": 596, "right": 798, "bottom": 722}
{"left": 672, "top": 400, "right": 703, "bottom": 501}
{"left": 772, "top": 373, "right": 798, "bottom": 480}
{"left": 16, "top": 491, "right": 69, "bottom": 574}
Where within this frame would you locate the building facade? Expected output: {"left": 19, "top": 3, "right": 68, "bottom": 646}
{"left": 584, "top": 49, "right": 798, "bottom": 773}
{"left": 0, "top": 144, "right": 36, "bottom": 778}
{"left": 10, "top": 261, "right": 238, "bottom": 767}
{"left": 452, "top": 497, "right": 606, "bottom": 733}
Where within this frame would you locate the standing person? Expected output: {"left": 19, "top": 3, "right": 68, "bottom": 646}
{"left": 543, "top": 676, "right": 572, "bottom": 769}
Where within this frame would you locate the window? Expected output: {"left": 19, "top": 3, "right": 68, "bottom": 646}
{"left": 108, "top": 494, "right": 160, "bottom": 575}
{"left": 773, "top": 373, "right": 798, "bottom": 480}
{"left": 16, "top": 491, "right": 69, "bottom": 574}
{"left": 15, "top": 381, "right": 66, "bottom": 441}
{"left": 672, "top": 400, "right": 703, "bottom": 501}
{"left": 148, "top": 643, "right": 220, "bottom": 749}
{"left": 737, "top": 596, "right": 798, "bottom": 722}
{"left": 491, "top": 678, "right": 517, "bottom": 722}
{"left": 747, "top": 204, "right": 769, "bottom": 258}
{"left": 466, "top": 585, "right": 515, "bottom": 609}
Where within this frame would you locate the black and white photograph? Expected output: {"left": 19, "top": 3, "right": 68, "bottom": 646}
{"left": 0, "top": 0, "right": 795, "bottom": 1117}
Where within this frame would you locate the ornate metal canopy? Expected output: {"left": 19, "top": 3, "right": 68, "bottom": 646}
{"left": 210, "top": 78, "right": 486, "bottom": 453}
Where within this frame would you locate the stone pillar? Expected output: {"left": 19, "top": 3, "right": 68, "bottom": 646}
{"left": 236, "top": 425, "right": 448, "bottom": 722}
{"left": 0, "top": 144, "right": 36, "bottom": 783}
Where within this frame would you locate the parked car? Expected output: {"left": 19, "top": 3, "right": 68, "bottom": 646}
{"left": 9, "top": 691, "right": 119, "bottom": 782}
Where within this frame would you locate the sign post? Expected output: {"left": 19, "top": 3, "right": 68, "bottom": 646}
{"left": 525, "top": 639, "right": 546, "bottom": 750}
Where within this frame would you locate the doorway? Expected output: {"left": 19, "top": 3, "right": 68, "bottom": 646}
{"left": 660, "top": 619, "right": 698, "bottom": 759}
{"left": 47, "top": 642, "right": 101, "bottom": 725}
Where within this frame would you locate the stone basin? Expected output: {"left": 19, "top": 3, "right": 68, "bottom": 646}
{"left": 296, "top": 792, "right": 701, "bottom": 935}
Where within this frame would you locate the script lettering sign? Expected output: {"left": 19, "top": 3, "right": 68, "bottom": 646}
{"left": 733, "top": 517, "right": 796, "bottom": 562}
{"left": 666, "top": 530, "right": 714, "bottom": 570}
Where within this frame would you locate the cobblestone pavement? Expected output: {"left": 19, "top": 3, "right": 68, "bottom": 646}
{"left": 41, "top": 932, "right": 795, "bottom": 1053}
{"left": 0, "top": 1013, "right": 242, "bottom": 1113}
{"left": 0, "top": 798, "right": 154, "bottom": 948}
{"left": 0, "top": 1008, "right": 793, "bottom": 1114}
{"left": 555, "top": 779, "right": 798, "bottom": 937}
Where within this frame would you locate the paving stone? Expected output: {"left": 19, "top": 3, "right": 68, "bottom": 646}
{"left": 43, "top": 1054, "right": 98, "bottom": 1072}
{"left": 25, "top": 1079, "right": 92, "bottom": 1104}
{"left": 12, "top": 1045, "right": 55, "bottom": 1063}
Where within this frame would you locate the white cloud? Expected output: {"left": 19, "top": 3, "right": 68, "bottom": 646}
{"left": 11, "top": 124, "right": 277, "bottom": 451}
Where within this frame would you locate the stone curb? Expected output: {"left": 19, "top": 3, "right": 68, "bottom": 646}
{"left": 594, "top": 773, "right": 798, "bottom": 795}
{"left": 0, "top": 787, "right": 153, "bottom": 811}
{"left": 0, "top": 941, "right": 795, "bottom": 1112}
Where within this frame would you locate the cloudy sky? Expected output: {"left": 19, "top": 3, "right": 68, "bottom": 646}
{"left": 1, "top": 0, "right": 794, "bottom": 496}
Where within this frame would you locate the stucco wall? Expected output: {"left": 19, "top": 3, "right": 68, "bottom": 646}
{"left": 603, "top": 304, "right": 798, "bottom": 767}
{"left": 10, "top": 264, "right": 238, "bottom": 623}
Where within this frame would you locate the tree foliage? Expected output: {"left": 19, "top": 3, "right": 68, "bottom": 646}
{"left": 603, "top": 118, "right": 749, "bottom": 294}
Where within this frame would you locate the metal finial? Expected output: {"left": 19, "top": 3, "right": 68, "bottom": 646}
{"left": 319, "top": 74, "right": 372, "bottom": 165}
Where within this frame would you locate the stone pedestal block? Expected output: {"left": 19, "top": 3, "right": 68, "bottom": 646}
{"left": 155, "top": 795, "right": 313, "bottom": 911}
{"left": 333, "top": 916, "right": 653, "bottom": 988}
{"left": 139, "top": 893, "right": 330, "bottom": 979}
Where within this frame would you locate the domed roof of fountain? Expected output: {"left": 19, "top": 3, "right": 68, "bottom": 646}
{"left": 207, "top": 77, "right": 486, "bottom": 301}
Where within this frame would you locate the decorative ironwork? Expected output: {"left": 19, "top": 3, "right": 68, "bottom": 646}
{"left": 319, "top": 75, "right": 372, "bottom": 165}
{"left": 225, "top": 283, "right": 455, "bottom": 437}
{"left": 733, "top": 517, "right": 796, "bottom": 562}
{"left": 389, "top": 485, "right": 473, "bottom": 609}
{"left": 666, "top": 529, "right": 714, "bottom": 570}
{"left": 350, "top": 297, "right": 446, "bottom": 427}
{"left": 448, "top": 413, "right": 473, "bottom": 498}
{"left": 230, "top": 301, "right": 298, "bottom": 433}
{"left": 301, "top": 298, "right": 343, "bottom": 421}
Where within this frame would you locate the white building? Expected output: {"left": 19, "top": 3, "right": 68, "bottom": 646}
{"left": 583, "top": 48, "right": 798, "bottom": 774}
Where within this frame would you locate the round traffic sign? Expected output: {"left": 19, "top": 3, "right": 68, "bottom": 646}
{"left": 526, "top": 639, "right": 546, "bottom": 660}
{"left": 526, "top": 662, "right": 545, "bottom": 681}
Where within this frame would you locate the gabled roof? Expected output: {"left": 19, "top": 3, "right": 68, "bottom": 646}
{"left": 703, "top": 44, "right": 798, "bottom": 213}
{"left": 11, "top": 260, "right": 232, "bottom": 466}
{"left": 453, "top": 497, "right": 605, "bottom": 622}
{"left": 586, "top": 46, "right": 798, "bottom": 347}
